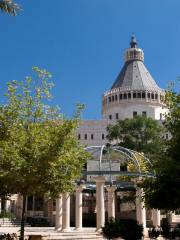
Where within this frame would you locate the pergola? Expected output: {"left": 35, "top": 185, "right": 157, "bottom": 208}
{"left": 55, "top": 145, "right": 160, "bottom": 232}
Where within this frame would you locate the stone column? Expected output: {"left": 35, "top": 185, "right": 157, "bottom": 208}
{"left": 136, "top": 188, "right": 146, "bottom": 229}
{"left": 75, "top": 186, "right": 84, "bottom": 230}
{"left": 62, "top": 193, "right": 70, "bottom": 232}
{"left": 106, "top": 186, "right": 116, "bottom": 219}
{"left": 55, "top": 194, "right": 63, "bottom": 231}
{"left": 94, "top": 176, "right": 105, "bottom": 231}
{"left": 152, "top": 209, "right": 160, "bottom": 227}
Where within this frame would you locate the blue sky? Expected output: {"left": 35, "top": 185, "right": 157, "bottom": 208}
{"left": 0, "top": 0, "right": 180, "bottom": 119}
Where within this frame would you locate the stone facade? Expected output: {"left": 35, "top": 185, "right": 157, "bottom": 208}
{"left": 1, "top": 35, "right": 173, "bottom": 228}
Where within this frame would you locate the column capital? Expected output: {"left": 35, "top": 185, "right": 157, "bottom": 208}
{"left": 76, "top": 185, "right": 85, "bottom": 192}
{"left": 106, "top": 186, "right": 116, "bottom": 192}
{"left": 94, "top": 176, "right": 106, "bottom": 183}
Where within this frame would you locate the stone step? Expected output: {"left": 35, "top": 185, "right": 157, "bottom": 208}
{"left": 42, "top": 234, "right": 104, "bottom": 240}
{"left": 0, "top": 219, "right": 30, "bottom": 227}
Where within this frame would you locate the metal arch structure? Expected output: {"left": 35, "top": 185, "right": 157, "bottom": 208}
{"left": 83, "top": 145, "right": 155, "bottom": 181}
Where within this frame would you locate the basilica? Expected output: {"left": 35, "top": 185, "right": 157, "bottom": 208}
{"left": 3, "top": 35, "right": 177, "bottom": 231}
{"left": 78, "top": 34, "right": 168, "bottom": 147}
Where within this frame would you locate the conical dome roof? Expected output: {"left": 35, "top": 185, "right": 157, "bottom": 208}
{"left": 111, "top": 34, "right": 161, "bottom": 92}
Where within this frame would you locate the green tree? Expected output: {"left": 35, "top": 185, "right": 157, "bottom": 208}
{"left": 107, "top": 116, "right": 165, "bottom": 160}
{"left": 0, "top": 67, "right": 89, "bottom": 240}
{"left": 143, "top": 89, "right": 180, "bottom": 210}
{"left": 0, "top": 0, "right": 20, "bottom": 16}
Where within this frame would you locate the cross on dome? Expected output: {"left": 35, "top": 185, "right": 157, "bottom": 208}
{"left": 130, "top": 33, "right": 137, "bottom": 48}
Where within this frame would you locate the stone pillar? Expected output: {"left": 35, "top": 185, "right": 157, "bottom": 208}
{"left": 152, "top": 209, "right": 160, "bottom": 227}
{"left": 75, "top": 186, "right": 84, "bottom": 230}
{"left": 136, "top": 188, "right": 146, "bottom": 229}
{"left": 62, "top": 193, "right": 70, "bottom": 231}
{"left": 106, "top": 186, "right": 116, "bottom": 219}
{"left": 55, "top": 194, "right": 63, "bottom": 231}
{"left": 94, "top": 176, "right": 105, "bottom": 231}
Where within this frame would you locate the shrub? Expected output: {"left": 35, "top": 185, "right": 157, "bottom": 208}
{"left": 161, "top": 219, "right": 170, "bottom": 239}
{"left": 102, "top": 218, "right": 143, "bottom": 240}
{"left": 102, "top": 218, "right": 121, "bottom": 240}
{"left": 0, "top": 233, "right": 18, "bottom": 240}
{"left": 119, "top": 219, "right": 143, "bottom": 240}
{"left": 148, "top": 227, "right": 160, "bottom": 239}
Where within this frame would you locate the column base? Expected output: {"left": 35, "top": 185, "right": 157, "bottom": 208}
{"left": 96, "top": 228, "right": 103, "bottom": 233}
{"left": 61, "top": 227, "right": 71, "bottom": 232}
{"left": 55, "top": 227, "right": 62, "bottom": 232}
{"left": 75, "top": 227, "right": 83, "bottom": 231}
{"left": 143, "top": 228, "right": 148, "bottom": 238}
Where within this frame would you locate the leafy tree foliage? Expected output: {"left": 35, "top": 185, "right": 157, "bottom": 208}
{"left": 143, "top": 89, "right": 180, "bottom": 210}
{"left": 0, "top": 0, "right": 20, "bottom": 16}
{"left": 107, "top": 115, "right": 165, "bottom": 160}
{"left": 0, "top": 67, "right": 89, "bottom": 239}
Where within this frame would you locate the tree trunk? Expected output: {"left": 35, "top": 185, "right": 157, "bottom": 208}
{"left": 20, "top": 195, "right": 26, "bottom": 240}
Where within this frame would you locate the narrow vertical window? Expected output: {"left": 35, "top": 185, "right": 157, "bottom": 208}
{"left": 133, "top": 111, "right": 138, "bottom": 118}
{"left": 142, "top": 92, "right": 145, "bottom": 98}
{"left": 84, "top": 134, "right": 87, "bottom": 140}
{"left": 116, "top": 113, "right": 119, "bottom": 119}
{"left": 102, "top": 134, "right": 105, "bottom": 140}
{"left": 109, "top": 115, "right": 112, "bottom": 120}
{"left": 78, "top": 134, "right": 81, "bottom": 140}
{"left": 91, "top": 134, "right": 94, "bottom": 140}
{"left": 142, "top": 111, "right": 146, "bottom": 117}
{"left": 160, "top": 113, "right": 162, "bottom": 120}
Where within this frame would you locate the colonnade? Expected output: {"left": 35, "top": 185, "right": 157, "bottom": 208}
{"left": 55, "top": 176, "right": 160, "bottom": 232}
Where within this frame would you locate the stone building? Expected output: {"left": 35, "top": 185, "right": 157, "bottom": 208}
{"left": 1, "top": 35, "right": 174, "bottom": 228}
{"left": 77, "top": 34, "right": 168, "bottom": 147}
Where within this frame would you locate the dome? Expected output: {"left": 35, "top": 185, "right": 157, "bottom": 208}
{"left": 111, "top": 34, "right": 161, "bottom": 92}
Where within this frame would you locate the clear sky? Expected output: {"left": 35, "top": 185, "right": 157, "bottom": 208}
{"left": 0, "top": 0, "right": 180, "bottom": 119}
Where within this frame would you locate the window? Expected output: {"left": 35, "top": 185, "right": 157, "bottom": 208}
{"left": 123, "top": 93, "right": 127, "bottom": 99}
{"left": 34, "top": 196, "right": 44, "bottom": 211}
{"left": 119, "top": 94, "right": 122, "bottom": 100}
{"left": 160, "top": 113, "right": 162, "bottom": 120}
{"left": 142, "top": 92, "right": 145, "bottom": 98}
{"left": 133, "top": 92, "right": 136, "bottom": 98}
{"left": 137, "top": 92, "right": 141, "bottom": 98}
{"left": 27, "top": 195, "right": 33, "bottom": 211}
{"left": 120, "top": 164, "right": 127, "bottom": 171}
{"left": 91, "top": 134, "right": 94, "bottom": 140}
{"left": 133, "top": 111, "right": 138, "bottom": 118}
{"left": 142, "top": 111, "right": 146, "bottom": 117}
{"left": 109, "top": 115, "right": 112, "bottom": 120}
{"left": 102, "top": 134, "right": 105, "bottom": 140}
{"left": 78, "top": 134, "right": 81, "bottom": 140}
{"left": 116, "top": 113, "right": 119, "bottom": 119}
{"left": 84, "top": 134, "right": 87, "bottom": 140}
